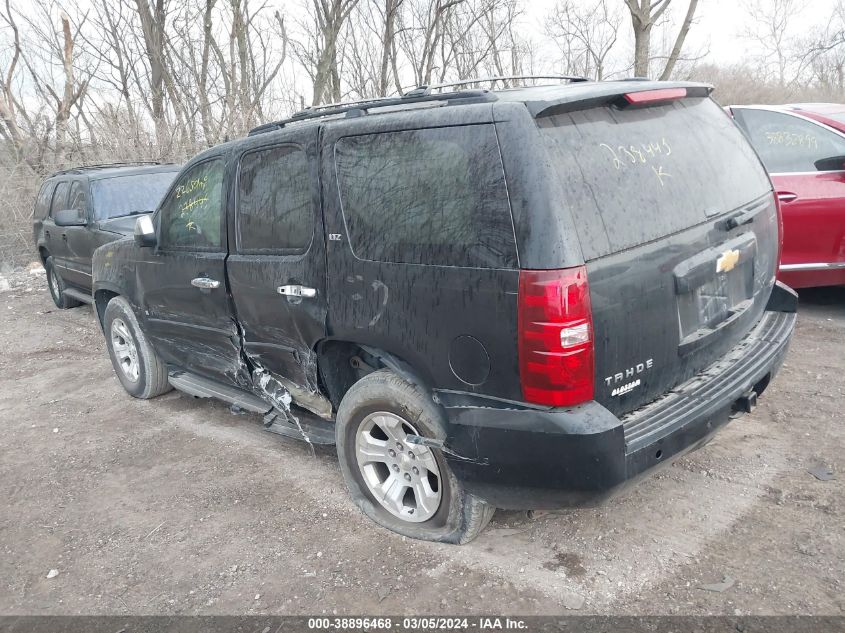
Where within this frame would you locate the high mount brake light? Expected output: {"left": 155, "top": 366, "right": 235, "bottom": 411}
{"left": 518, "top": 266, "right": 595, "bottom": 407}
{"left": 623, "top": 88, "right": 688, "bottom": 106}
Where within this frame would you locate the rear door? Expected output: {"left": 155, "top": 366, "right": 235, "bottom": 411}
{"left": 538, "top": 95, "right": 779, "bottom": 417}
{"left": 226, "top": 128, "right": 328, "bottom": 396}
{"left": 732, "top": 107, "right": 845, "bottom": 287}
{"left": 45, "top": 180, "right": 71, "bottom": 276}
{"left": 136, "top": 156, "right": 241, "bottom": 383}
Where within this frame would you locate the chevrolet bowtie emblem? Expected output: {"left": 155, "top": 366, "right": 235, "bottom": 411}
{"left": 716, "top": 249, "right": 740, "bottom": 274}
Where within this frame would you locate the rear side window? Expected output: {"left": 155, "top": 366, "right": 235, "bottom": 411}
{"left": 539, "top": 98, "right": 772, "bottom": 260}
{"left": 160, "top": 159, "right": 225, "bottom": 250}
{"left": 237, "top": 145, "right": 312, "bottom": 253}
{"left": 50, "top": 181, "right": 70, "bottom": 218}
{"left": 335, "top": 125, "right": 517, "bottom": 268}
{"left": 734, "top": 108, "right": 845, "bottom": 173}
{"left": 33, "top": 182, "right": 54, "bottom": 220}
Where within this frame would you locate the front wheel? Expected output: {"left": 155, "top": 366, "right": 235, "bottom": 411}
{"left": 103, "top": 296, "right": 171, "bottom": 399}
{"left": 336, "top": 369, "right": 494, "bottom": 544}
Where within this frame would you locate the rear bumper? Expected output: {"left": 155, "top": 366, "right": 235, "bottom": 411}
{"left": 441, "top": 287, "right": 797, "bottom": 510}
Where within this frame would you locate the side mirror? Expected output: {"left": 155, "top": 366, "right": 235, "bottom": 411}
{"left": 814, "top": 155, "right": 845, "bottom": 172}
{"left": 53, "top": 209, "right": 86, "bottom": 227}
{"left": 134, "top": 214, "right": 157, "bottom": 248}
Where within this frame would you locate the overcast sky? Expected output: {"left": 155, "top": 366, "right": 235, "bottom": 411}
{"left": 519, "top": 0, "right": 837, "bottom": 68}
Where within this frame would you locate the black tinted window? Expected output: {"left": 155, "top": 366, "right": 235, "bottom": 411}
{"left": 34, "top": 182, "right": 54, "bottom": 220}
{"left": 734, "top": 108, "right": 845, "bottom": 173}
{"left": 237, "top": 145, "right": 312, "bottom": 252}
{"left": 50, "top": 181, "right": 70, "bottom": 217}
{"left": 539, "top": 98, "right": 772, "bottom": 260}
{"left": 335, "top": 125, "right": 516, "bottom": 268}
{"left": 160, "top": 159, "right": 225, "bottom": 250}
{"left": 91, "top": 172, "right": 178, "bottom": 220}
{"left": 68, "top": 181, "right": 87, "bottom": 221}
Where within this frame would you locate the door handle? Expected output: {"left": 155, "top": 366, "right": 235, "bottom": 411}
{"left": 191, "top": 277, "right": 221, "bottom": 289}
{"left": 777, "top": 192, "right": 798, "bottom": 203}
{"left": 61, "top": 233, "right": 68, "bottom": 241}
{"left": 277, "top": 284, "right": 317, "bottom": 298}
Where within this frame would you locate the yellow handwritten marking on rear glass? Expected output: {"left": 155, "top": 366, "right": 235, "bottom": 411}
{"left": 716, "top": 249, "right": 740, "bottom": 274}
{"left": 600, "top": 138, "right": 673, "bottom": 186}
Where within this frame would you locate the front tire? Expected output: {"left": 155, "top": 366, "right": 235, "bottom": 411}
{"left": 336, "top": 369, "right": 494, "bottom": 544}
{"left": 103, "top": 296, "right": 171, "bottom": 399}
{"left": 45, "top": 256, "right": 82, "bottom": 309}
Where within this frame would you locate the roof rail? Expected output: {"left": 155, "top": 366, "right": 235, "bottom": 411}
{"left": 247, "top": 75, "right": 589, "bottom": 136}
{"left": 419, "top": 75, "right": 588, "bottom": 93}
{"left": 48, "top": 160, "right": 171, "bottom": 178}
{"left": 248, "top": 89, "right": 494, "bottom": 136}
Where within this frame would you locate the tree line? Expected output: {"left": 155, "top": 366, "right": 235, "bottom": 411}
{"left": 2, "top": 0, "right": 845, "bottom": 175}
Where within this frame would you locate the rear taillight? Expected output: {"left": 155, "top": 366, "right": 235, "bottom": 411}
{"left": 518, "top": 266, "right": 594, "bottom": 407}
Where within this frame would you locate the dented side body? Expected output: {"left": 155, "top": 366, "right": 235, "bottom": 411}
{"left": 93, "top": 80, "right": 797, "bottom": 511}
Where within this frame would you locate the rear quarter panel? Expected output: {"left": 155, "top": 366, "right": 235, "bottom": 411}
{"left": 320, "top": 104, "right": 525, "bottom": 399}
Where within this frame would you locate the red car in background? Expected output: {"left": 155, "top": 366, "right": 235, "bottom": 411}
{"left": 728, "top": 104, "right": 845, "bottom": 288}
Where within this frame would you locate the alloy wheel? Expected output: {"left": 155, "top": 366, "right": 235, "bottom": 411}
{"left": 110, "top": 318, "right": 140, "bottom": 382}
{"left": 354, "top": 412, "right": 442, "bottom": 523}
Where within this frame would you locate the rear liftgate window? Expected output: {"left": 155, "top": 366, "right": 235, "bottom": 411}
{"left": 334, "top": 124, "right": 517, "bottom": 268}
{"left": 538, "top": 98, "right": 772, "bottom": 261}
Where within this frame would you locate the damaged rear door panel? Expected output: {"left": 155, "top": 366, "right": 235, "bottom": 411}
{"left": 226, "top": 127, "right": 330, "bottom": 412}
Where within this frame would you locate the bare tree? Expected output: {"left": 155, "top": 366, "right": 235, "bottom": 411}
{"left": 397, "top": 0, "right": 465, "bottom": 87}
{"left": 623, "top": 0, "right": 699, "bottom": 79}
{"left": 741, "top": 0, "right": 807, "bottom": 87}
{"left": 292, "top": 0, "right": 360, "bottom": 105}
{"left": 545, "top": 0, "right": 621, "bottom": 80}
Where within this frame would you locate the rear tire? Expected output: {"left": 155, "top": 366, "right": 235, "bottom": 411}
{"left": 45, "top": 256, "right": 82, "bottom": 309}
{"left": 103, "top": 296, "right": 171, "bottom": 399}
{"left": 336, "top": 369, "right": 495, "bottom": 544}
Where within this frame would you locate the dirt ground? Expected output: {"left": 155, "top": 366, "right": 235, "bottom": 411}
{"left": 0, "top": 269, "right": 842, "bottom": 616}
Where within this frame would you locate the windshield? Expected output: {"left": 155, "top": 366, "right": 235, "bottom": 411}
{"left": 538, "top": 97, "right": 772, "bottom": 260}
{"left": 91, "top": 172, "right": 178, "bottom": 220}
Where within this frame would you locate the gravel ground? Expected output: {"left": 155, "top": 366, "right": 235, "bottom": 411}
{"left": 0, "top": 268, "right": 842, "bottom": 616}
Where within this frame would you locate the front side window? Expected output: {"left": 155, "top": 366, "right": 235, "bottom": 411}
{"left": 50, "top": 181, "right": 70, "bottom": 218}
{"left": 68, "top": 181, "right": 87, "bottom": 222}
{"left": 735, "top": 108, "right": 845, "bottom": 173}
{"left": 237, "top": 145, "right": 313, "bottom": 253}
{"left": 334, "top": 125, "right": 517, "bottom": 268}
{"left": 159, "top": 159, "right": 225, "bottom": 250}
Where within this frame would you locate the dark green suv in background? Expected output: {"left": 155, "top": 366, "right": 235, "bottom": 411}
{"left": 32, "top": 162, "right": 180, "bottom": 308}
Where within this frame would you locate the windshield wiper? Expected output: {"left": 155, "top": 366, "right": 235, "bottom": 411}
{"left": 111, "top": 209, "right": 152, "bottom": 219}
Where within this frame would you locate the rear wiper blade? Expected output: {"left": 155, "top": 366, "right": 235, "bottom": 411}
{"left": 717, "top": 203, "right": 765, "bottom": 231}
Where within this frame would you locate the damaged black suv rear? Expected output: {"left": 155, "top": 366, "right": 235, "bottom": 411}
{"left": 92, "top": 79, "right": 796, "bottom": 544}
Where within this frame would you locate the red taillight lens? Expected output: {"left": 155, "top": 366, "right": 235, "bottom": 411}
{"left": 518, "top": 266, "right": 595, "bottom": 407}
{"left": 623, "top": 88, "right": 687, "bottom": 106}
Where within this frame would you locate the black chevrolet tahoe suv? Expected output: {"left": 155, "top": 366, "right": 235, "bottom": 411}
{"left": 32, "top": 162, "right": 179, "bottom": 308}
{"left": 92, "top": 80, "right": 797, "bottom": 543}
